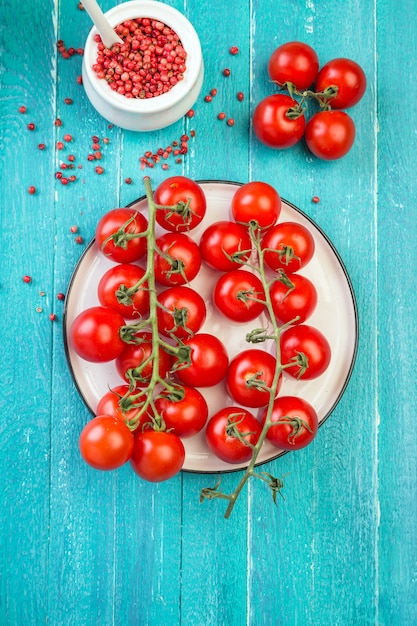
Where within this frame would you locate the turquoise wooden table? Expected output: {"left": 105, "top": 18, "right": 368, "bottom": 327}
{"left": 1, "top": 0, "right": 417, "bottom": 624}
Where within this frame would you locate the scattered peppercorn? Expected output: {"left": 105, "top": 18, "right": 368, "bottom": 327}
{"left": 27, "top": 123, "right": 35, "bottom": 131}
{"left": 217, "top": 112, "right": 226, "bottom": 120}
{"left": 28, "top": 186, "right": 36, "bottom": 195}
{"left": 237, "top": 91, "right": 244, "bottom": 101}
{"left": 75, "top": 236, "right": 84, "bottom": 244}
{"left": 223, "top": 68, "right": 231, "bottom": 76}
{"left": 19, "top": 105, "right": 27, "bottom": 114}
{"left": 227, "top": 118, "right": 235, "bottom": 126}
{"left": 23, "top": 275, "right": 32, "bottom": 283}
{"left": 229, "top": 46, "right": 239, "bottom": 55}
{"left": 312, "top": 196, "right": 320, "bottom": 204}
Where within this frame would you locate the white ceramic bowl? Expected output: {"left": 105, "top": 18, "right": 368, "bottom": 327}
{"left": 82, "top": 0, "right": 204, "bottom": 131}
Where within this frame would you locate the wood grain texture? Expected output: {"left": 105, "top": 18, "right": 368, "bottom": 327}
{"left": 0, "top": 0, "right": 416, "bottom": 624}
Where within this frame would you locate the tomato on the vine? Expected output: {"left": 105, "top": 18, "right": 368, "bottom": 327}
{"left": 199, "top": 220, "right": 252, "bottom": 272}
{"left": 268, "top": 41, "right": 319, "bottom": 90}
{"left": 97, "top": 263, "right": 149, "bottom": 319}
{"left": 157, "top": 286, "right": 206, "bottom": 339}
{"left": 153, "top": 175, "right": 207, "bottom": 232}
{"left": 269, "top": 271, "right": 318, "bottom": 325}
{"left": 154, "top": 232, "right": 201, "bottom": 286}
{"left": 261, "top": 396, "right": 318, "bottom": 450}
{"left": 205, "top": 407, "right": 262, "bottom": 464}
{"left": 213, "top": 269, "right": 265, "bottom": 323}
{"left": 175, "top": 333, "right": 229, "bottom": 387}
{"left": 226, "top": 349, "right": 281, "bottom": 408}
{"left": 231, "top": 181, "right": 281, "bottom": 230}
{"left": 252, "top": 94, "right": 306, "bottom": 149}
{"left": 154, "top": 384, "right": 209, "bottom": 437}
{"left": 315, "top": 58, "right": 366, "bottom": 109}
{"left": 79, "top": 415, "right": 134, "bottom": 470}
{"left": 280, "top": 324, "right": 331, "bottom": 380}
{"left": 95, "top": 208, "right": 148, "bottom": 263}
{"left": 69, "top": 306, "right": 126, "bottom": 362}
{"left": 130, "top": 430, "right": 185, "bottom": 482}
{"left": 115, "top": 332, "right": 172, "bottom": 388}
{"left": 96, "top": 385, "right": 149, "bottom": 430}
{"left": 305, "top": 110, "right": 356, "bottom": 160}
{"left": 261, "top": 222, "right": 315, "bottom": 274}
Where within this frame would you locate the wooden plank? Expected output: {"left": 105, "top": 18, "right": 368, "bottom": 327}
{"left": 247, "top": 0, "right": 378, "bottom": 623}
{"left": 376, "top": 0, "right": 417, "bottom": 623}
{"left": 0, "top": 0, "right": 57, "bottom": 623}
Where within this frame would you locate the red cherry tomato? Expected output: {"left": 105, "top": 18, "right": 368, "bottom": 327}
{"left": 261, "top": 222, "right": 315, "bottom": 274}
{"left": 262, "top": 396, "right": 318, "bottom": 450}
{"left": 270, "top": 271, "right": 318, "bottom": 325}
{"left": 175, "top": 333, "right": 229, "bottom": 388}
{"left": 130, "top": 430, "right": 185, "bottom": 482}
{"left": 252, "top": 94, "right": 306, "bottom": 149}
{"left": 153, "top": 176, "right": 207, "bottom": 232}
{"left": 315, "top": 58, "right": 366, "bottom": 109}
{"left": 268, "top": 41, "right": 319, "bottom": 90}
{"left": 305, "top": 110, "right": 356, "bottom": 160}
{"left": 280, "top": 324, "right": 331, "bottom": 380}
{"left": 199, "top": 220, "right": 252, "bottom": 272}
{"left": 115, "top": 332, "right": 172, "bottom": 388}
{"left": 79, "top": 415, "right": 134, "bottom": 470}
{"left": 154, "top": 385, "right": 209, "bottom": 437}
{"left": 69, "top": 306, "right": 126, "bottom": 362}
{"left": 97, "top": 263, "right": 149, "bottom": 319}
{"left": 205, "top": 407, "right": 262, "bottom": 464}
{"left": 231, "top": 181, "right": 281, "bottom": 229}
{"left": 95, "top": 208, "right": 148, "bottom": 263}
{"left": 226, "top": 349, "right": 281, "bottom": 408}
{"left": 157, "top": 286, "right": 206, "bottom": 339}
{"left": 213, "top": 269, "right": 265, "bottom": 323}
{"left": 154, "top": 232, "right": 201, "bottom": 286}
{"left": 96, "top": 384, "right": 149, "bottom": 430}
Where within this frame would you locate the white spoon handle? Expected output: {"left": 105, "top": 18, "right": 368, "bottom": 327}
{"left": 82, "top": 0, "right": 124, "bottom": 48}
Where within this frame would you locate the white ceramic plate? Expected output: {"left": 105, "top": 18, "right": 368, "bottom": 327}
{"left": 64, "top": 180, "right": 358, "bottom": 473}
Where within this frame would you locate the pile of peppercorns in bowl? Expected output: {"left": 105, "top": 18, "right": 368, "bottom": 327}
{"left": 82, "top": 0, "right": 204, "bottom": 131}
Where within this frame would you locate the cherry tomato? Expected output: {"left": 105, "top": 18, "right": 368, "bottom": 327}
{"left": 305, "top": 110, "right": 356, "bottom": 160}
{"left": 199, "top": 220, "right": 252, "bottom": 272}
{"left": 154, "top": 232, "right": 201, "bottom": 286}
{"left": 95, "top": 208, "right": 148, "bottom": 263}
{"left": 97, "top": 263, "right": 149, "bottom": 319}
{"left": 154, "top": 385, "right": 209, "bottom": 437}
{"left": 261, "top": 222, "right": 315, "bottom": 274}
{"left": 315, "top": 58, "right": 366, "bottom": 109}
{"left": 280, "top": 324, "right": 331, "bottom": 380}
{"left": 69, "top": 306, "right": 126, "bottom": 362}
{"left": 213, "top": 269, "right": 265, "bottom": 323}
{"left": 226, "top": 349, "right": 281, "bottom": 408}
{"left": 96, "top": 384, "right": 149, "bottom": 430}
{"left": 79, "top": 415, "right": 134, "bottom": 470}
{"left": 157, "top": 286, "right": 206, "bottom": 339}
{"left": 153, "top": 176, "right": 207, "bottom": 232}
{"left": 268, "top": 41, "right": 319, "bottom": 90}
{"left": 130, "top": 430, "right": 185, "bottom": 482}
{"left": 270, "top": 271, "right": 318, "bottom": 325}
{"left": 175, "top": 333, "right": 229, "bottom": 387}
{"left": 231, "top": 181, "right": 281, "bottom": 230}
{"left": 261, "top": 396, "right": 318, "bottom": 450}
{"left": 252, "top": 94, "right": 306, "bottom": 149}
{"left": 205, "top": 407, "right": 262, "bottom": 464}
{"left": 115, "top": 332, "right": 172, "bottom": 388}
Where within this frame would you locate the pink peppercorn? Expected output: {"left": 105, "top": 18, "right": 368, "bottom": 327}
{"left": 19, "top": 105, "right": 27, "bottom": 114}
{"left": 57, "top": 293, "right": 65, "bottom": 301}
{"left": 28, "top": 186, "right": 36, "bottom": 195}
{"left": 230, "top": 46, "right": 239, "bottom": 55}
{"left": 49, "top": 313, "right": 57, "bottom": 321}
{"left": 237, "top": 91, "right": 244, "bottom": 101}
{"left": 223, "top": 68, "right": 231, "bottom": 77}
{"left": 75, "top": 236, "right": 83, "bottom": 244}
{"left": 63, "top": 134, "right": 73, "bottom": 142}
{"left": 312, "top": 196, "right": 320, "bottom": 204}
{"left": 70, "top": 226, "right": 78, "bottom": 233}
{"left": 27, "top": 123, "right": 35, "bottom": 131}
{"left": 227, "top": 118, "right": 235, "bottom": 126}
{"left": 23, "top": 275, "right": 32, "bottom": 283}
{"left": 38, "top": 143, "right": 46, "bottom": 150}
{"left": 95, "top": 166, "right": 104, "bottom": 174}
{"left": 217, "top": 112, "right": 226, "bottom": 120}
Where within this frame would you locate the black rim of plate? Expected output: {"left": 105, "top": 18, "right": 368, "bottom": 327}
{"left": 63, "top": 179, "right": 359, "bottom": 474}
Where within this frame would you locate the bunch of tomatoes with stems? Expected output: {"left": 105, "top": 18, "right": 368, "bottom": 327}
{"left": 252, "top": 41, "right": 367, "bottom": 160}
{"left": 70, "top": 175, "right": 331, "bottom": 518}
